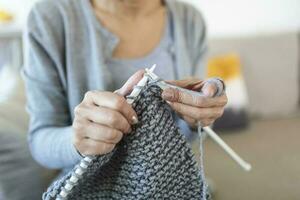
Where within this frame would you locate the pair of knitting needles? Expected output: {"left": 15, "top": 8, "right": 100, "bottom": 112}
{"left": 141, "top": 65, "right": 252, "bottom": 172}
{"left": 58, "top": 65, "right": 251, "bottom": 199}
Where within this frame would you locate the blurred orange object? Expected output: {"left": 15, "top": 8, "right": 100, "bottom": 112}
{"left": 207, "top": 53, "right": 241, "bottom": 80}
{"left": 0, "top": 9, "right": 13, "bottom": 22}
{"left": 207, "top": 53, "right": 249, "bottom": 130}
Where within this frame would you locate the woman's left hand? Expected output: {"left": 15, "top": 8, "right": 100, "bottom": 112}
{"left": 161, "top": 78, "right": 228, "bottom": 128}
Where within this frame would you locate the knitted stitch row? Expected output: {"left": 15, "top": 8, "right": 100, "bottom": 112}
{"left": 43, "top": 85, "right": 210, "bottom": 200}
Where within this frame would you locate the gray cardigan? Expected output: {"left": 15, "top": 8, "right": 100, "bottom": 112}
{"left": 23, "top": 0, "right": 207, "bottom": 169}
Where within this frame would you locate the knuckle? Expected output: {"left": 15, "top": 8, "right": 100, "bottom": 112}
{"left": 84, "top": 91, "right": 94, "bottom": 100}
{"left": 218, "top": 109, "right": 224, "bottom": 117}
{"left": 195, "top": 111, "right": 203, "bottom": 120}
{"left": 108, "top": 130, "right": 117, "bottom": 141}
{"left": 113, "top": 96, "right": 126, "bottom": 110}
{"left": 195, "top": 97, "right": 204, "bottom": 107}
{"left": 102, "top": 143, "right": 115, "bottom": 154}
{"left": 107, "top": 112, "right": 119, "bottom": 127}
{"left": 164, "top": 88, "right": 178, "bottom": 102}
{"left": 74, "top": 104, "right": 83, "bottom": 116}
{"left": 213, "top": 110, "right": 220, "bottom": 118}
{"left": 213, "top": 108, "right": 223, "bottom": 118}
{"left": 177, "top": 90, "right": 184, "bottom": 102}
{"left": 73, "top": 119, "right": 84, "bottom": 132}
{"left": 222, "top": 95, "right": 228, "bottom": 104}
{"left": 173, "top": 103, "right": 181, "bottom": 113}
{"left": 119, "top": 119, "right": 130, "bottom": 133}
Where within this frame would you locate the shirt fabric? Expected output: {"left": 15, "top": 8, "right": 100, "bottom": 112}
{"left": 106, "top": 10, "right": 175, "bottom": 89}
{"left": 23, "top": 0, "right": 208, "bottom": 170}
{"left": 105, "top": 10, "right": 193, "bottom": 141}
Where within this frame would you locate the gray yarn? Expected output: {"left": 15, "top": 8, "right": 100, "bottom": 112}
{"left": 43, "top": 85, "right": 210, "bottom": 200}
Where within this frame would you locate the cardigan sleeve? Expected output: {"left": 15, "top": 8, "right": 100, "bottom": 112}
{"left": 22, "top": 1, "right": 82, "bottom": 169}
{"left": 189, "top": 7, "right": 209, "bottom": 80}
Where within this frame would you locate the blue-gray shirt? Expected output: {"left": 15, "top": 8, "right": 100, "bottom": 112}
{"left": 106, "top": 11, "right": 175, "bottom": 89}
{"left": 23, "top": 0, "right": 208, "bottom": 170}
{"left": 106, "top": 10, "right": 197, "bottom": 147}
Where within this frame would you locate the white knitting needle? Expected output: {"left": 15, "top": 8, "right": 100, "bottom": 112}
{"left": 58, "top": 66, "right": 158, "bottom": 199}
{"left": 126, "top": 64, "right": 157, "bottom": 104}
{"left": 145, "top": 66, "right": 252, "bottom": 172}
{"left": 202, "top": 126, "right": 252, "bottom": 171}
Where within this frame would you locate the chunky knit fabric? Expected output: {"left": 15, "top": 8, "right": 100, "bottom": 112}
{"left": 43, "top": 85, "right": 210, "bottom": 200}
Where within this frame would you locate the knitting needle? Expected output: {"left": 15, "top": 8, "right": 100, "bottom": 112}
{"left": 126, "top": 64, "right": 156, "bottom": 104}
{"left": 202, "top": 126, "right": 252, "bottom": 171}
{"left": 58, "top": 65, "right": 159, "bottom": 199}
{"left": 145, "top": 66, "right": 252, "bottom": 172}
{"left": 58, "top": 65, "right": 158, "bottom": 199}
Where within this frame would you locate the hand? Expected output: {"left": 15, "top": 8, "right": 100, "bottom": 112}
{"left": 72, "top": 70, "right": 144, "bottom": 156}
{"left": 161, "top": 78, "right": 227, "bottom": 128}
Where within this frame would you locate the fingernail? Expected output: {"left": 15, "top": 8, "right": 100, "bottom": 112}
{"left": 162, "top": 89, "right": 173, "bottom": 100}
{"left": 132, "top": 116, "right": 139, "bottom": 124}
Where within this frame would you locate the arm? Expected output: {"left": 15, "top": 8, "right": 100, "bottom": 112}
{"left": 189, "top": 7, "right": 208, "bottom": 80}
{"left": 23, "top": 2, "right": 81, "bottom": 169}
{"left": 23, "top": 2, "right": 142, "bottom": 169}
{"left": 162, "top": 6, "right": 227, "bottom": 130}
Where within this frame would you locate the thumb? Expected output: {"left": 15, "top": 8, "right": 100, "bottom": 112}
{"left": 201, "top": 82, "right": 217, "bottom": 97}
{"left": 114, "top": 69, "right": 145, "bottom": 96}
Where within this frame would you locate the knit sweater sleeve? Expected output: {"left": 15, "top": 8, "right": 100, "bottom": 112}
{"left": 22, "top": 1, "right": 82, "bottom": 169}
{"left": 173, "top": 1, "right": 208, "bottom": 79}
{"left": 188, "top": 6, "right": 208, "bottom": 80}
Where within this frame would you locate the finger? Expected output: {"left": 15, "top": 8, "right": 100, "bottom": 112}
{"left": 163, "top": 89, "right": 228, "bottom": 107}
{"left": 198, "top": 118, "right": 216, "bottom": 127}
{"left": 84, "top": 122, "right": 124, "bottom": 144}
{"left": 201, "top": 82, "right": 218, "bottom": 97}
{"left": 181, "top": 115, "right": 216, "bottom": 128}
{"left": 182, "top": 115, "right": 197, "bottom": 127}
{"left": 168, "top": 102, "right": 225, "bottom": 120}
{"left": 115, "top": 69, "right": 145, "bottom": 96}
{"left": 76, "top": 139, "right": 116, "bottom": 155}
{"left": 75, "top": 105, "right": 132, "bottom": 133}
{"left": 166, "top": 78, "right": 204, "bottom": 90}
{"left": 83, "top": 91, "right": 138, "bottom": 124}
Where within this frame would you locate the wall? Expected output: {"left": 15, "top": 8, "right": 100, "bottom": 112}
{"left": 1, "top": 0, "right": 300, "bottom": 37}
{"left": 0, "top": 0, "right": 39, "bottom": 28}
{"left": 182, "top": 0, "right": 300, "bottom": 38}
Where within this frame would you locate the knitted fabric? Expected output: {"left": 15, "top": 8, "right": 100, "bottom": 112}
{"left": 43, "top": 85, "right": 210, "bottom": 200}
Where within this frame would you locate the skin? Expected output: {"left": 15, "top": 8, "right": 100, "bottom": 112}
{"left": 73, "top": 70, "right": 144, "bottom": 155}
{"left": 73, "top": 0, "right": 228, "bottom": 156}
{"left": 162, "top": 79, "right": 228, "bottom": 128}
{"left": 92, "top": 0, "right": 166, "bottom": 59}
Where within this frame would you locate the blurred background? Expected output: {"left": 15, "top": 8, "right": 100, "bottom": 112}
{"left": 0, "top": 0, "right": 299, "bottom": 199}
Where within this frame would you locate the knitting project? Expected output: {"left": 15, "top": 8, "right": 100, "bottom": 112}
{"left": 43, "top": 84, "right": 210, "bottom": 200}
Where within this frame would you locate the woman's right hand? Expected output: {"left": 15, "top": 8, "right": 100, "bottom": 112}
{"left": 72, "top": 70, "right": 144, "bottom": 156}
